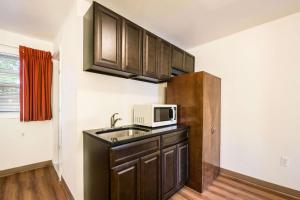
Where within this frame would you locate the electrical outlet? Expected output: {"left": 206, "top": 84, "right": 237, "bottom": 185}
{"left": 280, "top": 156, "right": 289, "bottom": 167}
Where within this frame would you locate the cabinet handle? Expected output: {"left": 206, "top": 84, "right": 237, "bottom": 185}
{"left": 211, "top": 126, "right": 216, "bottom": 134}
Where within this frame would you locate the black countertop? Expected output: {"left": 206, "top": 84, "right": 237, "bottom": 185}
{"left": 83, "top": 124, "right": 188, "bottom": 147}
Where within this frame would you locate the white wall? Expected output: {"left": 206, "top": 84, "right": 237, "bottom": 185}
{"left": 0, "top": 29, "right": 58, "bottom": 170}
{"left": 53, "top": 3, "right": 80, "bottom": 197}
{"left": 51, "top": 58, "right": 60, "bottom": 170}
{"left": 76, "top": 71, "right": 164, "bottom": 200}
{"left": 57, "top": 0, "right": 300, "bottom": 197}
{"left": 189, "top": 12, "right": 300, "bottom": 190}
{"left": 54, "top": 1, "right": 165, "bottom": 199}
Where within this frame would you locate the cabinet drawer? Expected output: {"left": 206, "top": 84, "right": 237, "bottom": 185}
{"left": 110, "top": 136, "right": 160, "bottom": 167}
{"left": 161, "top": 130, "right": 188, "bottom": 148}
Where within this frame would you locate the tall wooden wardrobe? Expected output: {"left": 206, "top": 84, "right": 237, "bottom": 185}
{"left": 166, "top": 71, "right": 221, "bottom": 193}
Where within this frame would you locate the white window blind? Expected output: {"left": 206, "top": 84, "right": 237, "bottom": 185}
{"left": 0, "top": 53, "right": 20, "bottom": 112}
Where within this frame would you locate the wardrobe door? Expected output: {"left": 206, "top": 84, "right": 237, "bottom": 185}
{"left": 202, "top": 73, "right": 221, "bottom": 191}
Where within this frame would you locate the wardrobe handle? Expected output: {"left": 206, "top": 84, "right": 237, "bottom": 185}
{"left": 211, "top": 126, "right": 216, "bottom": 134}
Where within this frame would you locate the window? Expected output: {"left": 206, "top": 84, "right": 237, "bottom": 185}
{"left": 0, "top": 53, "right": 20, "bottom": 112}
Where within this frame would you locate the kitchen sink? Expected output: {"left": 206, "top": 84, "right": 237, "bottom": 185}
{"left": 96, "top": 127, "right": 151, "bottom": 142}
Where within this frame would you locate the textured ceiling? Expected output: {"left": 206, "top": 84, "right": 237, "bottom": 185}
{"left": 1, "top": 0, "right": 300, "bottom": 48}
{"left": 0, "top": 0, "right": 72, "bottom": 41}
{"left": 95, "top": 0, "right": 300, "bottom": 48}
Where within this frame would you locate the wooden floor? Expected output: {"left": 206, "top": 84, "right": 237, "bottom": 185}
{"left": 0, "top": 167, "right": 298, "bottom": 200}
{"left": 171, "top": 174, "right": 298, "bottom": 200}
{"left": 0, "top": 166, "right": 68, "bottom": 200}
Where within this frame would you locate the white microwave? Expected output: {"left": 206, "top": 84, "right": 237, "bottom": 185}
{"left": 133, "top": 104, "right": 177, "bottom": 127}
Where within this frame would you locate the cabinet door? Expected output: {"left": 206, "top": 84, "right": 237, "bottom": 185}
{"left": 177, "top": 142, "right": 188, "bottom": 188}
{"left": 171, "top": 46, "right": 185, "bottom": 71}
{"left": 158, "top": 40, "right": 171, "bottom": 80}
{"left": 184, "top": 53, "right": 195, "bottom": 73}
{"left": 202, "top": 73, "right": 221, "bottom": 190}
{"left": 143, "top": 31, "right": 159, "bottom": 78}
{"left": 122, "top": 19, "right": 142, "bottom": 74}
{"left": 161, "top": 145, "right": 177, "bottom": 200}
{"left": 111, "top": 159, "right": 140, "bottom": 200}
{"left": 94, "top": 4, "right": 122, "bottom": 69}
{"left": 140, "top": 152, "right": 160, "bottom": 200}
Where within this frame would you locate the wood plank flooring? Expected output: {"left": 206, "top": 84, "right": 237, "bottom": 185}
{"left": 0, "top": 166, "right": 68, "bottom": 200}
{"left": 0, "top": 166, "right": 298, "bottom": 200}
{"left": 171, "top": 174, "right": 299, "bottom": 200}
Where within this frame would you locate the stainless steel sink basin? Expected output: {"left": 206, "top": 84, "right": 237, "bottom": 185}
{"left": 96, "top": 127, "right": 150, "bottom": 142}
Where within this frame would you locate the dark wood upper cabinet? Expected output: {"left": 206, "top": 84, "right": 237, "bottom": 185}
{"left": 111, "top": 159, "right": 140, "bottom": 200}
{"left": 84, "top": 2, "right": 195, "bottom": 82}
{"left": 143, "top": 31, "right": 159, "bottom": 79}
{"left": 94, "top": 3, "right": 122, "bottom": 69}
{"left": 171, "top": 46, "right": 185, "bottom": 71}
{"left": 140, "top": 152, "right": 161, "bottom": 200}
{"left": 184, "top": 53, "right": 195, "bottom": 73}
{"left": 122, "top": 19, "right": 142, "bottom": 74}
{"left": 162, "top": 145, "right": 177, "bottom": 200}
{"left": 157, "top": 40, "right": 171, "bottom": 80}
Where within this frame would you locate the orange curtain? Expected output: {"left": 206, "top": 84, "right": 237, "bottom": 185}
{"left": 19, "top": 46, "right": 53, "bottom": 121}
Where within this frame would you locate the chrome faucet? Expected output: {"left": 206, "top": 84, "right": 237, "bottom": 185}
{"left": 111, "top": 113, "right": 122, "bottom": 128}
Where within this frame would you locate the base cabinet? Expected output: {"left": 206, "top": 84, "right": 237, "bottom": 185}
{"left": 111, "top": 153, "right": 161, "bottom": 200}
{"left": 161, "top": 141, "right": 188, "bottom": 200}
{"left": 177, "top": 142, "right": 188, "bottom": 188}
{"left": 84, "top": 128, "right": 188, "bottom": 200}
{"left": 111, "top": 159, "right": 140, "bottom": 200}
{"left": 141, "top": 152, "right": 161, "bottom": 200}
{"left": 162, "top": 146, "right": 177, "bottom": 200}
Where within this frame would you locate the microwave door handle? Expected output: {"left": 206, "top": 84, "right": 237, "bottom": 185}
{"left": 172, "top": 108, "right": 176, "bottom": 121}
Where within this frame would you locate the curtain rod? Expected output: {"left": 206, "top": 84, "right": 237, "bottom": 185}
{"left": 0, "top": 43, "right": 56, "bottom": 59}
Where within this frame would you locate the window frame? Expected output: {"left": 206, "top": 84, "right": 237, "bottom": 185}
{"left": 0, "top": 45, "right": 20, "bottom": 119}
